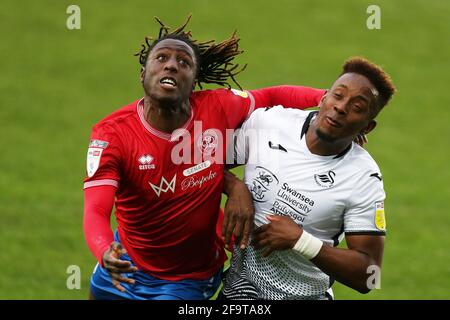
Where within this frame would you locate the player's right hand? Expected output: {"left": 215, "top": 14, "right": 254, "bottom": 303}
{"left": 102, "top": 242, "right": 138, "bottom": 292}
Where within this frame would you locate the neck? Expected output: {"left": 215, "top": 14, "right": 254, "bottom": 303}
{"left": 143, "top": 95, "right": 191, "bottom": 133}
{"left": 305, "top": 120, "right": 353, "bottom": 156}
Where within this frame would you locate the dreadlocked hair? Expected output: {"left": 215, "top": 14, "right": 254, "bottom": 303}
{"left": 134, "top": 15, "right": 247, "bottom": 89}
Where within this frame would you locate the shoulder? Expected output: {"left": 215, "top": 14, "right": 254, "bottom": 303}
{"left": 191, "top": 88, "right": 253, "bottom": 106}
{"left": 91, "top": 99, "right": 140, "bottom": 134}
{"left": 347, "top": 144, "right": 383, "bottom": 178}
{"left": 195, "top": 88, "right": 251, "bottom": 99}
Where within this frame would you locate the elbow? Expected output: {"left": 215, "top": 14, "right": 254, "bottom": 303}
{"left": 340, "top": 279, "right": 372, "bottom": 294}
{"left": 356, "top": 286, "right": 371, "bottom": 294}
{"left": 350, "top": 276, "right": 375, "bottom": 294}
{"left": 353, "top": 269, "right": 380, "bottom": 294}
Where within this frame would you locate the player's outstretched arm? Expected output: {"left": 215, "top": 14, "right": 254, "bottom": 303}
{"left": 252, "top": 215, "right": 384, "bottom": 294}
{"left": 250, "top": 85, "right": 326, "bottom": 110}
{"left": 222, "top": 170, "right": 255, "bottom": 250}
{"left": 251, "top": 86, "right": 368, "bottom": 146}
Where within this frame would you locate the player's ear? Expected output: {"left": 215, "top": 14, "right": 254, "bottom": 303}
{"left": 318, "top": 90, "right": 328, "bottom": 107}
{"left": 362, "top": 120, "right": 377, "bottom": 135}
{"left": 140, "top": 67, "right": 145, "bottom": 83}
{"left": 321, "top": 90, "right": 328, "bottom": 102}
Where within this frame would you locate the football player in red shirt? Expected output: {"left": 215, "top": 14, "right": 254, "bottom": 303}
{"left": 83, "top": 16, "right": 325, "bottom": 299}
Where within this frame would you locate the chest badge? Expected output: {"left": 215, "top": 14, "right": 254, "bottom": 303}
{"left": 314, "top": 170, "right": 336, "bottom": 188}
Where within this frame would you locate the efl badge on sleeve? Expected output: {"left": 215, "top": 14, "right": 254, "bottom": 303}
{"left": 87, "top": 147, "right": 103, "bottom": 177}
{"left": 375, "top": 201, "right": 386, "bottom": 231}
{"left": 87, "top": 139, "right": 108, "bottom": 177}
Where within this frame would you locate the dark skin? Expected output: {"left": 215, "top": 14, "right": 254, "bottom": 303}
{"left": 101, "top": 243, "right": 138, "bottom": 292}
{"left": 89, "top": 242, "right": 138, "bottom": 299}
{"left": 99, "top": 39, "right": 199, "bottom": 295}
{"left": 220, "top": 76, "right": 371, "bottom": 250}
{"left": 222, "top": 170, "right": 255, "bottom": 250}
{"left": 307, "top": 73, "right": 378, "bottom": 156}
{"left": 252, "top": 73, "right": 384, "bottom": 294}
{"left": 220, "top": 78, "right": 371, "bottom": 251}
{"left": 141, "top": 48, "right": 368, "bottom": 253}
{"left": 91, "top": 39, "right": 252, "bottom": 297}
{"left": 140, "top": 39, "right": 197, "bottom": 133}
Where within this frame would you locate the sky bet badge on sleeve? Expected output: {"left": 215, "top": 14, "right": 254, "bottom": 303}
{"left": 375, "top": 201, "right": 386, "bottom": 231}
{"left": 231, "top": 88, "right": 249, "bottom": 99}
{"left": 86, "top": 139, "right": 108, "bottom": 177}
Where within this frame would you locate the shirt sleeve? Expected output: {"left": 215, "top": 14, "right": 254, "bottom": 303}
{"left": 215, "top": 88, "right": 256, "bottom": 129}
{"left": 83, "top": 123, "right": 122, "bottom": 189}
{"left": 344, "top": 172, "right": 387, "bottom": 235}
{"left": 216, "top": 86, "right": 325, "bottom": 130}
{"left": 83, "top": 185, "right": 116, "bottom": 265}
{"left": 249, "top": 85, "right": 326, "bottom": 111}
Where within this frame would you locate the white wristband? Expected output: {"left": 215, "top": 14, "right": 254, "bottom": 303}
{"left": 293, "top": 230, "right": 323, "bottom": 260}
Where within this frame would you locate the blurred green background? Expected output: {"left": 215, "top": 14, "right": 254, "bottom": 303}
{"left": 1, "top": 0, "right": 449, "bottom": 299}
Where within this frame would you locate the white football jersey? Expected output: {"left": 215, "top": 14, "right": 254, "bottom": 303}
{"left": 222, "top": 106, "right": 386, "bottom": 300}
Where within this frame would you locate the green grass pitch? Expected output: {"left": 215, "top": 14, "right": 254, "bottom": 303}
{"left": 0, "top": 0, "right": 449, "bottom": 299}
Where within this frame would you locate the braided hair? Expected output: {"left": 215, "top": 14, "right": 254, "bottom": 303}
{"left": 135, "top": 15, "right": 246, "bottom": 89}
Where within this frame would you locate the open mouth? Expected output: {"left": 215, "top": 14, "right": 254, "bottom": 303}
{"left": 326, "top": 116, "right": 342, "bottom": 128}
{"left": 159, "top": 77, "right": 177, "bottom": 88}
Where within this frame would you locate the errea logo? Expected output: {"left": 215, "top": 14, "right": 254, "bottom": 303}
{"left": 138, "top": 154, "right": 155, "bottom": 170}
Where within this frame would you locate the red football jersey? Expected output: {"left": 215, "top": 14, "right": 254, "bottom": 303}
{"left": 84, "top": 87, "right": 325, "bottom": 281}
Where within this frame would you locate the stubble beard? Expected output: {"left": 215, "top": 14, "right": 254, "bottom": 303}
{"left": 315, "top": 127, "right": 337, "bottom": 143}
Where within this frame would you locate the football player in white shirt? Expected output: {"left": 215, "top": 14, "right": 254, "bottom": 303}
{"left": 220, "top": 57, "right": 396, "bottom": 299}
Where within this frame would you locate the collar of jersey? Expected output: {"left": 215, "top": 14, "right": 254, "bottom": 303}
{"left": 136, "top": 97, "right": 194, "bottom": 142}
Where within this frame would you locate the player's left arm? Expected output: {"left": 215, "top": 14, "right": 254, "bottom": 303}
{"left": 252, "top": 87, "right": 368, "bottom": 146}
{"left": 250, "top": 85, "right": 326, "bottom": 110}
{"left": 216, "top": 86, "right": 325, "bottom": 130}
